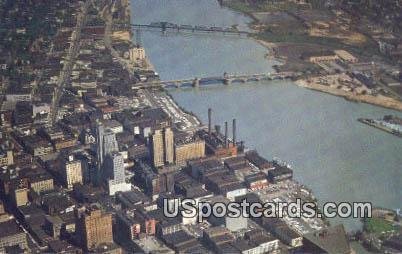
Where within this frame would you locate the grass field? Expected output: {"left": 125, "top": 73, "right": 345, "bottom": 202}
{"left": 364, "top": 218, "right": 396, "bottom": 234}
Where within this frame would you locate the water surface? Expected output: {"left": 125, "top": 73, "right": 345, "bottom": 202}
{"left": 131, "top": 0, "right": 402, "bottom": 233}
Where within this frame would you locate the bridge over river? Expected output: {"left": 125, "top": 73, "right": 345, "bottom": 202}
{"left": 131, "top": 72, "right": 301, "bottom": 90}
{"left": 117, "top": 22, "right": 252, "bottom": 36}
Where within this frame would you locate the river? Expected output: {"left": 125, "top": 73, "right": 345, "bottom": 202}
{"left": 131, "top": 0, "right": 402, "bottom": 234}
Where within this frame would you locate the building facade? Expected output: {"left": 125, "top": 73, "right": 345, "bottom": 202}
{"left": 175, "top": 139, "right": 205, "bottom": 166}
{"left": 151, "top": 129, "right": 164, "bottom": 167}
{"left": 64, "top": 156, "right": 83, "bottom": 189}
{"left": 164, "top": 128, "right": 174, "bottom": 165}
{"left": 76, "top": 207, "right": 113, "bottom": 251}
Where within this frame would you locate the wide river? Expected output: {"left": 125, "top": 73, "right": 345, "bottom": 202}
{"left": 131, "top": 0, "right": 402, "bottom": 233}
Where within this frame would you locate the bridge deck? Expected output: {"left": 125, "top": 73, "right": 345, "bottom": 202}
{"left": 131, "top": 72, "right": 300, "bottom": 89}
{"left": 117, "top": 22, "right": 251, "bottom": 35}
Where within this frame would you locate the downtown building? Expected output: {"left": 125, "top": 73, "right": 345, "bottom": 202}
{"left": 151, "top": 127, "right": 174, "bottom": 168}
{"left": 63, "top": 155, "right": 83, "bottom": 190}
{"left": 96, "top": 123, "right": 130, "bottom": 195}
{"left": 75, "top": 205, "right": 114, "bottom": 251}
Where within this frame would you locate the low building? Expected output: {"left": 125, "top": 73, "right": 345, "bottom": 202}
{"left": 29, "top": 172, "right": 54, "bottom": 194}
{"left": 302, "top": 225, "right": 351, "bottom": 253}
{"left": 174, "top": 137, "right": 205, "bottom": 166}
{"left": 21, "top": 134, "right": 53, "bottom": 157}
{"left": 44, "top": 215, "right": 64, "bottom": 238}
{"left": 0, "top": 149, "right": 13, "bottom": 167}
{"left": 12, "top": 188, "right": 29, "bottom": 207}
{"left": 302, "top": 51, "right": 339, "bottom": 63}
{"left": 334, "top": 50, "right": 358, "bottom": 63}
{"left": 267, "top": 166, "right": 293, "bottom": 183}
{"left": 245, "top": 151, "right": 274, "bottom": 172}
{"left": 116, "top": 210, "right": 141, "bottom": 241}
{"left": 245, "top": 172, "right": 268, "bottom": 190}
{"left": 0, "top": 220, "right": 28, "bottom": 253}
{"left": 262, "top": 218, "right": 302, "bottom": 248}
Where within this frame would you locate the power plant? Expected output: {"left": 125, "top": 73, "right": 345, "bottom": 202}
{"left": 199, "top": 108, "right": 242, "bottom": 157}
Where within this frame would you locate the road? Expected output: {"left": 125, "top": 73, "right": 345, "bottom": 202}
{"left": 49, "top": 0, "right": 91, "bottom": 125}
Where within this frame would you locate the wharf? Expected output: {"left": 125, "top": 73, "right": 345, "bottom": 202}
{"left": 358, "top": 118, "right": 402, "bottom": 138}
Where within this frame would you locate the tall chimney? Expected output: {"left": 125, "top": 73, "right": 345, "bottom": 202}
{"left": 208, "top": 108, "right": 212, "bottom": 136}
{"left": 224, "top": 121, "right": 228, "bottom": 148}
{"left": 215, "top": 125, "right": 221, "bottom": 135}
{"left": 232, "top": 118, "right": 236, "bottom": 146}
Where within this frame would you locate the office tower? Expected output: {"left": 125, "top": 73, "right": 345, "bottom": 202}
{"left": 96, "top": 123, "right": 104, "bottom": 166}
{"left": 151, "top": 127, "right": 175, "bottom": 168}
{"left": 164, "top": 127, "right": 174, "bottom": 164}
{"left": 105, "top": 152, "right": 125, "bottom": 182}
{"left": 151, "top": 129, "right": 164, "bottom": 167}
{"left": 102, "top": 129, "right": 118, "bottom": 159}
{"left": 96, "top": 123, "right": 118, "bottom": 165}
{"left": 104, "top": 152, "right": 131, "bottom": 195}
{"left": 76, "top": 206, "right": 113, "bottom": 251}
{"left": 64, "top": 155, "right": 83, "bottom": 189}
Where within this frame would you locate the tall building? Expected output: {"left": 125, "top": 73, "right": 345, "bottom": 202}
{"left": 96, "top": 123, "right": 118, "bottom": 165}
{"left": 151, "top": 127, "right": 175, "bottom": 168}
{"left": 104, "top": 152, "right": 131, "bottom": 195}
{"left": 104, "top": 152, "right": 125, "bottom": 183}
{"left": 76, "top": 205, "right": 113, "bottom": 251}
{"left": 64, "top": 155, "right": 83, "bottom": 189}
{"left": 102, "top": 129, "right": 118, "bottom": 160}
{"left": 164, "top": 127, "right": 174, "bottom": 165}
{"left": 96, "top": 123, "right": 105, "bottom": 165}
{"left": 151, "top": 129, "right": 164, "bottom": 168}
{"left": 96, "top": 123, "right": 119, "bottom": 185}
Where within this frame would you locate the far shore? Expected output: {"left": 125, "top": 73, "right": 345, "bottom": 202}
{"left": 295, "top": 79, "right": 402, "bottom": 112}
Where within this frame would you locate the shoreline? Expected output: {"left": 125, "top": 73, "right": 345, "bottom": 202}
{"left": 295, "top": 79, "right": 402, "bottom": 112}
{"left": 223, "top": 3, "right": 402, "bottom": 113}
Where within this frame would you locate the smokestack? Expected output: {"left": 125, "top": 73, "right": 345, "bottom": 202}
{"left": 232, "top": 119, "right": 237, "bottom": 146}
{"left": 208, "top": 108, "right": 212, "bottom": 136}
{"left": 224, "top": 122, "right": 228, "bottom": 148}
{"left": 215, "top": 125, "right": 221, "bottom": 135}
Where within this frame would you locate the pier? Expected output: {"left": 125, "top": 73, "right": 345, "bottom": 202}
{"left": 131, "top": 72, "right": 301, "bottom": 90}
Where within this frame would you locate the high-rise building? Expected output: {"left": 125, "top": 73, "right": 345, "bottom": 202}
{"left": 76, "top": 205, "right": 113, "bottom": 251}
{"left": 164, "top": 128, "right": 174, "bottom": 165}
{"left": 64, "top": 155, "right": 83, "bottom": 189}
{"left": 151, "top": 128, "right": 175, "bottom": 168}
{"left": 96, "top": 123, "right": 119, "bottom": 185}
{"left": 151, "top": 129, "right": 164, "bottom": 168}
{"left": 104, "top": 152, "right": 125, "bottom": 183}
{"left": 102, "top": 129, "right": 118, "bottom": 160}
{"left": 96, "top": 123, "right": 105, "bottom": 165}
{"left": 104, "top": 152, "right": 131, "bottom": 195}
{"left": 96, "top": 123, "right": 118, "bottom": 165}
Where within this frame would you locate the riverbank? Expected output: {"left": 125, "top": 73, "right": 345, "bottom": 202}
{"left": 295, "top": 79, "right": 402, "bottom": 112}
{"left": 223, "top": 1, "right": 402, "bottom": 113}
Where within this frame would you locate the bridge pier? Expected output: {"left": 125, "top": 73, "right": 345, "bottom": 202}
{"left": 175, "top": 81, "right": 180, "bottom": 88}
{"left": 224, "top": 78, "right": 232, "bottom": 85}
{"left": 192, "top": 78, "right": 200, "bottom": 87}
